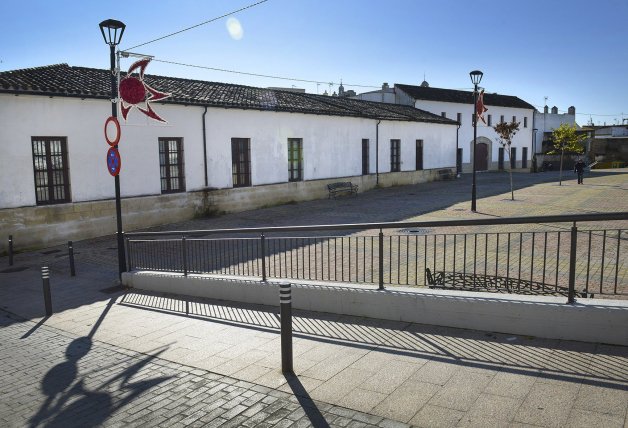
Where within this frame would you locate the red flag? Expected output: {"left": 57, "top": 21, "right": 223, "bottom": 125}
{"left": 476, "top": 89, "right": 488, "bottom": 124}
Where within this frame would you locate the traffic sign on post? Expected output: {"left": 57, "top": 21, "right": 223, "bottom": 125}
{"left": 106, "top": 147, "right": 121, "bottom": 176}
{"left": 104, "top": 116, "right": 121, "bottom": 147}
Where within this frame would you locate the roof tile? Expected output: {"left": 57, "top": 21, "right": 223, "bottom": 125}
{"left": 0, "top": 64, "right": 455, "bottom": 125}
{"left": 395, "top": 83, "right": 535, "bottom": 110}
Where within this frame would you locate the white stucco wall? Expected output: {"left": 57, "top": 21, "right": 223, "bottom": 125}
{"left": 204, "top": 110, "right": 382, "bottom": 188}
{"left": 0, "top": 94, "right": 458, "bottom": 210}
{"left": 0, "top": 94, "right": 205, "bottom": 208}
{"left": 533, "top": 111, "right": 577, "bottom": 153}
{"left": 413, "top": 99, "right": 534, "bottom": 167}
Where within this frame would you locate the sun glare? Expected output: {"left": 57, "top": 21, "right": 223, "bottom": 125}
{"left": 226, "top": 17, "right": 243, "bottom": 40}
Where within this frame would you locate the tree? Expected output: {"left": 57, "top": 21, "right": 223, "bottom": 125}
{"left": 548, "top": 123, "right": 585, "bottom": 185}
{"left": 493, "top": 121, "right": 520, "bottom": 200}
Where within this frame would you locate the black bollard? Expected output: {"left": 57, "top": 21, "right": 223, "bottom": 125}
{"left": 68, "top": 241, "right": 76, "bottom": 277}
{"left": 8, "top": 235, "right": 13, "bottom": 266}
{"left": 42, "top": 267, "right": 53, "bottom": 316}
{"left": 280, "top": 283, "right": 293, "bottom": 374}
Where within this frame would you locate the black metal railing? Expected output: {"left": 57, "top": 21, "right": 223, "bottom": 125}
{"left": 125, "top": 212, "right": 628, "bottom": 302}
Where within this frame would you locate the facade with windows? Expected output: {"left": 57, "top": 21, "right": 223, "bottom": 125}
{"left": 0, "top": 64, "right": 457, "bottom": 250}
{"left": 354, "top": 82, "right": 535, "bottom": 173}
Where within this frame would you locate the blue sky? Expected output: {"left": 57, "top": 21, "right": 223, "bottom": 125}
{"left": 3, "top": 0, "right": 627, "bottom": 125}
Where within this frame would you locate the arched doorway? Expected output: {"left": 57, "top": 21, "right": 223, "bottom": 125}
{"left": 471, "top": 137, "right": 492, "bottom": 171}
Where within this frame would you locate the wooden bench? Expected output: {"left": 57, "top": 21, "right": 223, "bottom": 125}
{"left": 327, "top": 182, "right": 358, "bottom": 198}
{"left": 425, "top": 268, "right": 592, "bottom": 298}
{"left": 437, "top": 168, "right": 454, "bottom": 180}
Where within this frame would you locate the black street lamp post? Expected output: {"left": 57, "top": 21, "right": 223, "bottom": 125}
{"left": 99, "top": 19, "right": 127, "bottom": 280}
{"left": 469, "top": 70, "right": 483, "bottom": 212}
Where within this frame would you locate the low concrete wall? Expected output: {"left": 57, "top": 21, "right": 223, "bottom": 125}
{"left": 122, "top": 271, "right": 628, "bottom": 346}
{"left": 206, "top": 169, "right": 445, "bottom": 213}
{"left": 1, "top": 169, "right": 448, "bottom": 252}
{"left": 0, "top": 191, "right": 209, "bottom": 253}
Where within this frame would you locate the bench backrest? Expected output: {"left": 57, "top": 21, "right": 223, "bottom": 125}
{"left": 327, "top": 182, "right": 353, "bottom": 190}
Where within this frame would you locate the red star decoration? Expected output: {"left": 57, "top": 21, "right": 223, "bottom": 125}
{"left": 119, "top": 58, "right": 170, "bottom": 123}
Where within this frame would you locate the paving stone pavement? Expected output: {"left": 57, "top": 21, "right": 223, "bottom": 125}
{"left": 1, "top": 169, "right": 628, "bottom": 427}
{"left": 0, "top": 310, "right": 408, "bottom": 428}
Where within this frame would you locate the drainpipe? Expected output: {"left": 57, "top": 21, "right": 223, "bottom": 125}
{"left": 201, "top": 106, "right": 208, "bottom": 187}
{"left": 376, "top": 120, "right": 381, "bottom": 185}
{"left": 456, "top": 122, "right": 461, "bottom": 177}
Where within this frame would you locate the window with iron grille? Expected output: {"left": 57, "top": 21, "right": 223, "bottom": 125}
{"left": 416, "top": 139, "right": 423, "bottom": 170}
{"left": 288, "top": 138, "right": 303, "bottom": 181}
{"left": 231, "top": 138, "right": 251, "bottom": 187}
{"left": 159, "top": 137, "right": 185, "bottom": 193}
{"left": 31, "top": 137, "right": 71, "bottom": 205}
{"left": 362, "top": 139, "right": 369, "bottom": 175}
{"left": 390, "top": 139, "right": 401, "bottom": 172}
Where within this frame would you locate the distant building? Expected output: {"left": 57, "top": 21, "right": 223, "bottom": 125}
{"left": 353, "top": 82, "right": 535, "bottom": 173}
{"left": 581, "top": 125, "right": 628, "bottom": 165}
{"left": 534, "top": 105, "right": 578, "bottom": 154}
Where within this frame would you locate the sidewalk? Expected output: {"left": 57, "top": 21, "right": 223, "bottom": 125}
{"left": 1, "top": 170, "right": 627, "bottom": 427}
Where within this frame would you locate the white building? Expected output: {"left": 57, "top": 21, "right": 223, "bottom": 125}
{"left": 354, "top": 82, "right": 536, "bottom": 173}
{"left": 0, "top": 64, "right": 458, "bottom": 250}
{"left": 534, "top": 105, "right": 578, "bottom": 154}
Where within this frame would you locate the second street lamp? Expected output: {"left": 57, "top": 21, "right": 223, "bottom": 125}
{"left": 99, "top": 19, "right": 127, "bottom": 280}
{"left": 469, "top": 69, "right": 483, "bottom": 212}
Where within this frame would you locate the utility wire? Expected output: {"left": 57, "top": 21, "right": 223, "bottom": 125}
{"left": 152, "top": 58, "right": 381, "bottom": 88}
{"left": 124, "top": 0, "right": 269, "bottom": 51}
{"left": 152, "top": 60, "right": 628, "bottom": 118}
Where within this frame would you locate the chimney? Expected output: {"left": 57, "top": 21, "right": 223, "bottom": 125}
{"left": 544, "top": 105, "right": 549, "bottom": 114}
{"left": 551, "top": 106, "right": 558, "bottom": 114}
{"left": 567, "top": 106, "right": 576, "bottom": 115}
{"left": 382, "top": 82, "right": 389, "bottom": 90}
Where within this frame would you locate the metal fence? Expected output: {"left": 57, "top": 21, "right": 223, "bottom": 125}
{"left": 125, "top": 212, "right": 628, "bottom": 302}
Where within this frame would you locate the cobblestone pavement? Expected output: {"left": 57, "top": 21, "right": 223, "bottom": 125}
{"left": 1, "top": 169, "right": 627, "bottom": 427}
{"left": 0, "top": 310, "right": 406, "bottom": 428}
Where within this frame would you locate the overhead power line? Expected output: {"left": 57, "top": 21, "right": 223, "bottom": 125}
{"left": 124, "top": 0, "right": 270, "bottom": 51}
{"left": 152, "top": 60, "right": 627, "bottom": 118}
{"left": 152, "top": 58, "right": 381, "bottom": 89}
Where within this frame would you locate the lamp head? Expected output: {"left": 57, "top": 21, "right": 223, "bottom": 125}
{"left": 469, "top": 70, "right": 483, "bottom": 85}
{"left": 99, "top": 19, "right": 125, "bottom": 46}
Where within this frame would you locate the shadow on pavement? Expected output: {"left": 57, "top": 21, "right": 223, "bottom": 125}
{"left": 120, "top": 289, "right": 628, "bottom": 392}
{"left": 284, "top": 373, "right": 331, "bottom": 428}
{"left": 26, "top": 297, "right": 173, "bottom": 428}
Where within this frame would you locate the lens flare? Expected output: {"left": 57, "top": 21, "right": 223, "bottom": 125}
{"left": 226, "top": 17, "right": 243, "bottom": 40}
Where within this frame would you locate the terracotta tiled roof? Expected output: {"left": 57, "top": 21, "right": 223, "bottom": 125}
{"left": 0, "top": 64, "right": 456, "bottom": 124}
{"left": 395, "top": 84, "right": 535, "bottom": 110}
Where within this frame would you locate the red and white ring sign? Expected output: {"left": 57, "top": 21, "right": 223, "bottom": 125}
{"left": 104, "top": 116, "right": 121, "bottom": 147}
